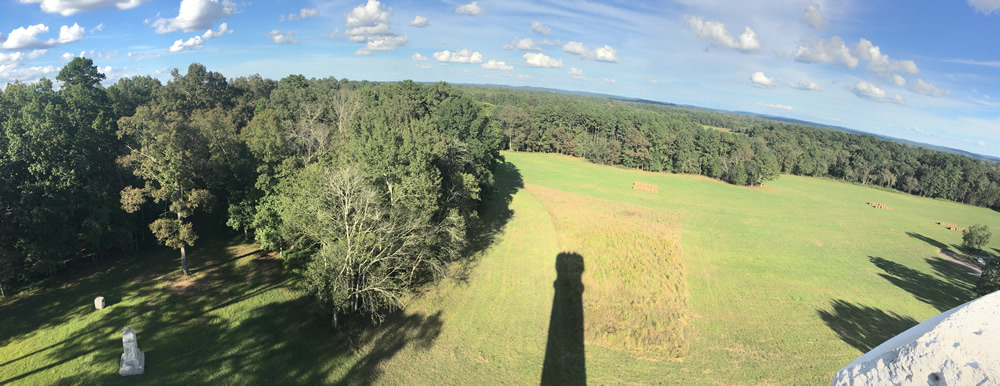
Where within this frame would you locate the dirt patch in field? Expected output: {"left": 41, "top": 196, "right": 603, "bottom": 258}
{"left": 244, "top": 255, "right": 283, "bottom": 284}
{"left": 937, "top": 249, "right": 990, "bottom": 276}
{"left": 814, "top": 241, "right": 824, "bottom": 247}
{"left": 741, "top": 184, "right": 776, "bottom": 192}
{"left": 169, "top": 266, "right": 221, "bottom": 295}
{"left": 169, "top": 278, "right": 203, "bottom": 295}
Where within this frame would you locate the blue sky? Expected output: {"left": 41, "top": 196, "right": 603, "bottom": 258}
{"left": 1, "top": 0, "right": 998, "bottom": 157}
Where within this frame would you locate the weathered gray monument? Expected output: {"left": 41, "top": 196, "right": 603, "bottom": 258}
{"left": 119, "top": 327, "right": 145, "bottom": 376}
{"left": 94, "top": 296, "right": 105, "bottom": 310}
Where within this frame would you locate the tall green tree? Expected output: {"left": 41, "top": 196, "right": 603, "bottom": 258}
{"left": 963, "top": 224, "right": 992, "bottom": 252}
{"left": 116, "top": 64, "right": 231, "bottom": 276}
{"left": 976, "top": 260, "right": 1000, "bottom": 296}
{"left": 118, "top": 104, "right": 215, "bottom": 275}
{"left": 0, "top": 58, "right": 125, "bottom": 285}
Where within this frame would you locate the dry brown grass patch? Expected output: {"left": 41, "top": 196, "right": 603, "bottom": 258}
{"left": 526, "top": 184, "right": 688, "bottom": 358}
{"left": 632, "top": 181, "right": 659, "bottom": 193}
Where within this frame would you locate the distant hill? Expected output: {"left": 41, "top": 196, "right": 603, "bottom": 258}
{"left": 462, "top": 84, "right": 1000, "bottom": 164}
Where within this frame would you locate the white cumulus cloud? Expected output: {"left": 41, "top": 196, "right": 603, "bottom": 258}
{"left": 890, "top": 74, "right": 906, "bottom": 87}
{"left": 969, "top": 0, "right": 1000, "bottom": 14}
{"left": 153, "top": 0, "right": 236, "bottom": 34}
{"left": 685, "top": 16, "right": 760, "bottom": 53}
{"left": 411, "top": 52, "right": 427, "bottom": 61}
{"left": 456, "top": 1, "right": 483, "bottom": 15}
{"left": 750, "top": 71, "right": 775, "bottom": 87}
{"left": 410, "top": 15, "right": 428, "bottom": 27}
{"left": 347, "top": 0, "right": 389, "bottom": 26}
{"left": 801, "top": 3, "right": 826, "bottom": 30}
{"left": 347, "top": 24, "right": 393, "bottom": 37}
{"left": 503, "top": 37, "right": 540, "bottom": 51}
{"left": 1, "top": 23, "right": 86, "bottom": 50}
{"left": 794, "top": 36, "right": 858, "bottom": 69}
{"left": 19, "top": 0, "right": 145, "bottom": 16}
{"left": 345, "top": 0, "right": 407, "bottom": 55}
{"left": 267, "top": 30, "right": 298, "bottom": 44}
{"left": 168, "top": 22, "right": 231, "bottom": 53}
{"left": 910, "top": 79, "right": 950, "bottom": 97}
{"left": 568, "top": 67, "right": 584, "bottom": 79}
{"left": 594, "top": 45, "right": 617, "bottom": 62}
{"left": 0, "top": 65, "right": 59, "bottom": 86}
{"left": 280, "top": 8, "right": 319, "bottom": 22}
{"left": 2, "top": 24, "right": 49, "bottom": 49}
{"left": 76, "top": 49, "right": 119, "bottom": 60}
{"left": 761, "top": 103, "right": 793, "bottom": 110}
{"left": 851, "top": 80, "right": 904, "bottom": 104}
{"left": 790, "top": 81, "right": 821, "bottom": 91}
{"left": 433, "top": 49, "right": 482, "bottom": 63}
{"left": 56, "top": 23, "right": 86, "bottom": 44}
{"left": 481, "top": 60, "right": 513, "bottom": 70}
{"left": 852, "top": 38, "right": 919, "bottom": 76}
{"left": 357, "top": 35, "right": 408, "bottom": 55}
{"left": 561, "top": 41, "right": 618, "bottom": 62}
{"left": 300, "top": 8, "right": 318, "bottom": 19}
{"left": 531, "top": 21, "right": 551, "bottom": 35}
{"left": 523, "top": 52, "right": 562, "bottom": 68}
{"left": 0, "top": 50, "right": 46, "bottom": 66}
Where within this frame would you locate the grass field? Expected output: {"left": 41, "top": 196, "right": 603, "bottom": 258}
{"left": 2, "top": 151, "right": 998, "bottom": 384}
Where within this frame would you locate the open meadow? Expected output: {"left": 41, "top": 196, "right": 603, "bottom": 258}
{"left": 2, "top": 151, "right": 998, "bottom": 384}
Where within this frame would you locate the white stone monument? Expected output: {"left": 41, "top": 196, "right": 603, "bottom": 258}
{"left": 94, "top": 296, "right": 105, "bottom": 310}
{"left": 832, "top": 292, "right": 1000, "bottom": 385}
{"left": 119, "top": 327, "right": 145, "bottom": 376}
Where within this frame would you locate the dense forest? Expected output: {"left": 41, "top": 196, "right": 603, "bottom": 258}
{"left": 1, "top": 59, "right": 998, "bottom": 322}
{"left": 0, "top": 58, "right": 502, "bottom": 325}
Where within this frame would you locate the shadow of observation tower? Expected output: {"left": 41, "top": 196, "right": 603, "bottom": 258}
{"left": 541, "top": 252, "right": 586, "bottom": 385}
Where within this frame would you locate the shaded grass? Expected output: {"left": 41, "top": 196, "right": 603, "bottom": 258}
{"left": 0, "top": 232, "right": 445, "bottom": 385}
{"left": 817, "top": 300, "right": 918, "bottom": 353}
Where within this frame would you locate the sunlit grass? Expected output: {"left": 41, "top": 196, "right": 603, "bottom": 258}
{"left": 499, "top": 151, "right": 998, "bottom": 383}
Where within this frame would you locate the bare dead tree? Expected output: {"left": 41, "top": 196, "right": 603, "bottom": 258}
{"left": 285, "top": 100, "right": 332, "bottom": 164}
{"left": 330, "top": 88, "right": 361, "bottom": 135}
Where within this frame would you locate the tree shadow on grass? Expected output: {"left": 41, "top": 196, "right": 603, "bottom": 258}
{"left": 338, "top": 310, "right": 444, "bottom": 384}
{"left": 541, "top": 252, "right": 586, "bottom": 386}
{"left": 869, "top": 256, "right": 974, "bottom": 312}
{"left": 7, "top": 231, "right": 447, "bottom": 385}
{"left": 925, "top": 257, "right": 977, "bottom": 294}
{"left": 0, "top": 232, "right": 296, "bottom": 384}
{"left": 905, "top": 232, "right": 952, "bottom": 252}
{"left": 454, "top": 162, "right": 523, "bottom": 283}
{"left": 818, "top": 299, "right": 918, "bottom": 353}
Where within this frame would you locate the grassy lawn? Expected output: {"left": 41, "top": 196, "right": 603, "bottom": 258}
{"left": 2, "top": 151, "right": 998, "bottom": 384}
{"left": 497, "top": 151, "right": 998, "bottom": 383}
{"left": 0, "top": 235, "right": 364, "bottom": 385}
